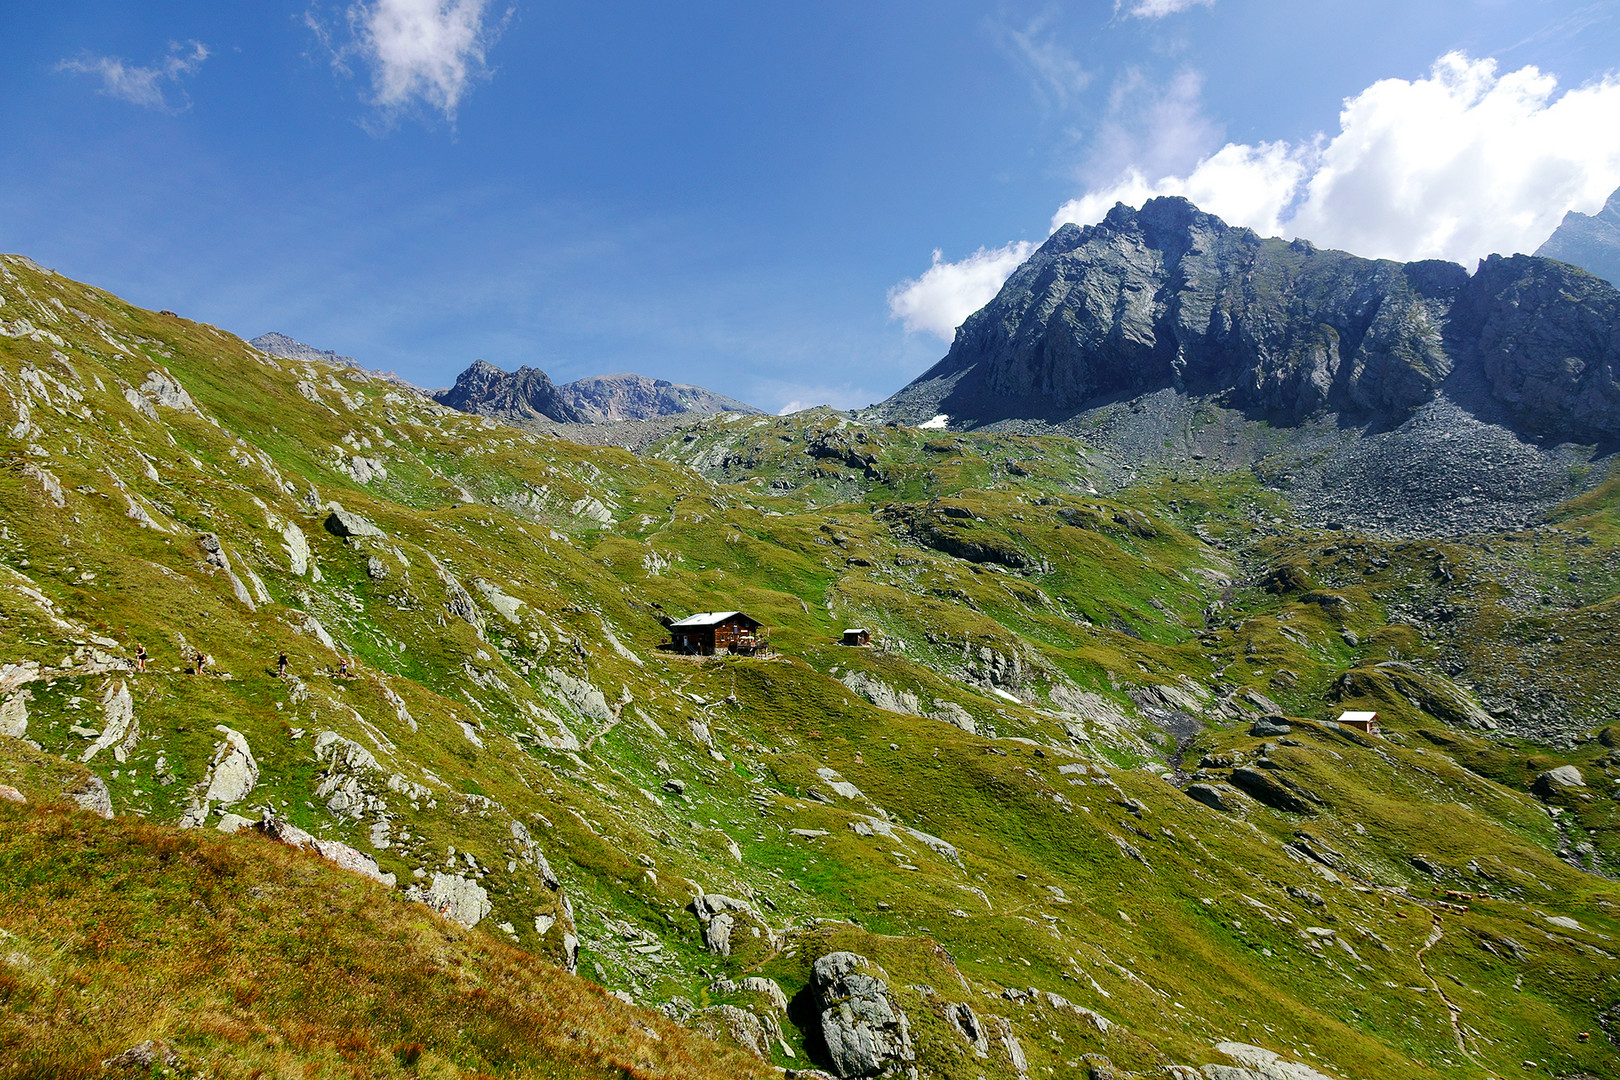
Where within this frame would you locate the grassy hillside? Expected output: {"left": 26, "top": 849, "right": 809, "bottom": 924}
{"left": 0, "top": 739, "right": 767, "bottom": 1079}
{"left": 2, "top": 251, "right": 1620, "bottom": 1078}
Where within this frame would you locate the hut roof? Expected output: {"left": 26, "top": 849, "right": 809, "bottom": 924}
{"left": 669, "top": 611, "right": 760, "bottom": 629}
{"left": 1337, "top": 710, "right": 1379, "bottom": 724}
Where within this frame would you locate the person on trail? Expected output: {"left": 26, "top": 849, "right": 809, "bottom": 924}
{"left": 194, "top": 650, "right": 207, "bottom": 676}
{"left": 277, "top": 652, "right": 288, "bottom": 678}
{"left": 337, "top": 656, "right": 349, "bottom": 679}
{"left": 134, "top": 643, "right": 147, "bottom": 673}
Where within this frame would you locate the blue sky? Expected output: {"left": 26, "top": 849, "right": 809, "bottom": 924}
{"left": 3, "top": 2, "right": 1619, "bottom": 412}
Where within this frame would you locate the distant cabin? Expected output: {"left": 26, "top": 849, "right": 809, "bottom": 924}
{"left": 1337, "top": 710, "right": 1380, "bottom": 735}
{"left": 668, "top": 611, "right": 764, "bottom": 656}
{"left": 842, "top": 628, "right": 871, "bottom": 647}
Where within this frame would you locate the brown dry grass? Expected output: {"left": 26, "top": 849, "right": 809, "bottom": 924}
{"left": 0, "top": 802, "right": 767, "bottom": 1080}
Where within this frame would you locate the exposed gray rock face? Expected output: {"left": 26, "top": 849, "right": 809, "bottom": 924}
{"left": 1537, "top": 185, "right": 1620, "bottom": 288}
{"left": 945, "top": 1001, "right": 989, "bottom": 1056}
{"left": 101, "top": 1040, "right": 180, "bottom": 1071}
{"left": 81, "top": 680, "right": 138, "bottom": 764}
{"left": 433, "top": 361, "right": 760, "bottom": 426}
{"left": 1203, "top": 1041, "right": 1336, "bottom": 1080}
{"left": 0, "top": 688, "right": 30, "bottom": 739}
{"left": 694, "top": 1003, "right": 770, "bottom": 1059}
{"left": 810, "top": 951, "right": 915, "bottom": 1078}
{"left": 883, "top": 196, "right": 1620, "bottom": 446}
{"left": 432, "top": 360, "right": 586, "bottom": 424}
{"left": 257, "top": 811, "right": 398, "bottom": 887}
{"left": 250, "top": 332, "right": 358, "bottom": 369}
{"left": 409, "top": 871, "right": 492, "bottom": 926}
{"left": 556, "top": 372, "right": 761, "bottom": 422}
{"left": 691, "top": 893, "right": 772, "bottom": 956}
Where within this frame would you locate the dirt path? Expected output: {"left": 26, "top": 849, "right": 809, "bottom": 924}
{"left": 1415, "top": 911, "right": 1474, "bottom": 1061}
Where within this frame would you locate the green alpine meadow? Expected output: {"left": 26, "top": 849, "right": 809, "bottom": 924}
{"left": 3, "top": 236, "right": 1620, "bottom": 1080}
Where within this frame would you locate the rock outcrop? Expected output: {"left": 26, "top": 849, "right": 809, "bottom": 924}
{"left": 809, "top": 951, "right": 915, "bottom": 1078}
{"left": 258, "top": 811, "right": 398, "bottom": 887}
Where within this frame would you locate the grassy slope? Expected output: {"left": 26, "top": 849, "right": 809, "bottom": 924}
{"left": 1, "top": 253, "right": 1619, "bottom": 1078}
{"left": 0, "top": 743, "right": 767, "bottom": 1080}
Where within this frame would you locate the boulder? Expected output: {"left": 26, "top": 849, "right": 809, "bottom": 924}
{"left": 691, "top": 893, "right": 769, "bottom": 956}
{"left": 202, "top": 725, "right": 258, "bottom": 805}
{"left": 1534, "top": 765, "right": 1585, "bottom": 798}
{"left": 68, "top": 774, "right": 114, "bottom": 819}
{"left": 1249, "top": 716, "right": 1291, "bottom": 737}
{"left": 1206, "top": 1041, "right": 1336, "bottom": 1080}
{"left": 0, "top": 785, "right": 24, "bottom": 804}
{"left": 1184, "top": 783, "right": 1242, "bottom": 813}
{"left": 324, "top": 505, "right": 384, "bottom": 539}
{"left": 810, "top": 951, "right": 915, "bottom": 1078}
{"left": 101, "top": 1040, "right": 180, "bottom": 1071}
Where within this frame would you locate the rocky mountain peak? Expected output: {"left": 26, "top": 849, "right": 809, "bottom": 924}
{"left": 883, "top": 197, "right": 1620, "bottom": 446}
{"left": 433, "top": 360, "right": 585, "bottom": 424}
{"left": 432, "top": 362, "right": 761, "bottom": 426}
{"left": 1536, "top": 184, "right": 1620, "bottom": 288}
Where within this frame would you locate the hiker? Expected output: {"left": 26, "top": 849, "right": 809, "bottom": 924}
{"left": 134, "top": 643, "right": 147, "bottom": 673}
{"left": 276, "top": 651, "right": 288, "bottom": 678}
{"left": 337, "top": 656, "right": 350, "bottom": 679}
{"left": 194, "top": 650, "right": 208, "bottom": 676}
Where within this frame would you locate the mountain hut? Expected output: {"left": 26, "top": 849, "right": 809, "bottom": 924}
{"left": 1336, "top": 710, "right": 1380, "bottom": 735}
{"left": 842, "top": 628, "right": 871, "bottom": 646}
{"left": 668, "top": 611, "right": 765, "bottom": 656}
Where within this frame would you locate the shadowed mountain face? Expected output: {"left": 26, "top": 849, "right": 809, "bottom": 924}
{"left": 433, "top": 359, "right": 587, "bottom": 424}
{"left": 1537, "top": 185, "right": 1620, "bottom": 288}
{"left": 434, "top": 363, "right": 760, "bottom": 425}
{"left": 881, "top": 197, "right": 1620, "bottom": 446}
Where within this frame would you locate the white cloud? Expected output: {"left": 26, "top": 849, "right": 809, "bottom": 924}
{"left": 1088, "top": 68, "right": 1221, "bottom": 186}
{"left": 1002, "top": 15, "right": 1092, "bottom": 110}
{"left": 1054, "top": 139, "right": 1308, "bottom": 238}
{"left": 892, "top": 52, "right": 1620, "bottom": 345}
{"left": 1120, "top": 0, "right": 1215, "bottom": 17}
{"left": 1054, "top": 53, "right": 1620, "bottom": 266}
{"left": 887, "top": 241, "right": 1037, "bottom": 342}
{"left": 315, "top": 0, "right": 507, "bottom": 121}
{"left": 56, "top": 41, "right": 209, "bottom": 112}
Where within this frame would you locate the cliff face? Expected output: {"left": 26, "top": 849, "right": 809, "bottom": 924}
{"left": 1536, "top": 185, "right": 1620, "bottom": 288}
{"left": 883, "top": 197, "right": 1620, "bottom": 444}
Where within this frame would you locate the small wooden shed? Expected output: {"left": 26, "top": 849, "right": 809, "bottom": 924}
{"left": 668, "top": 611, "right": 764, "bottom": 656}
{"left": 842, "top": 628, "right": 871, "bottom": 646}
{"left": 1336, "top": 709, "right": 1380, "bottom": 735}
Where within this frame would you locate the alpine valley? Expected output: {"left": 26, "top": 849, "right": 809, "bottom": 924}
{"left": 3, "top": 197, "right": 1620, "bottom": 1080}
